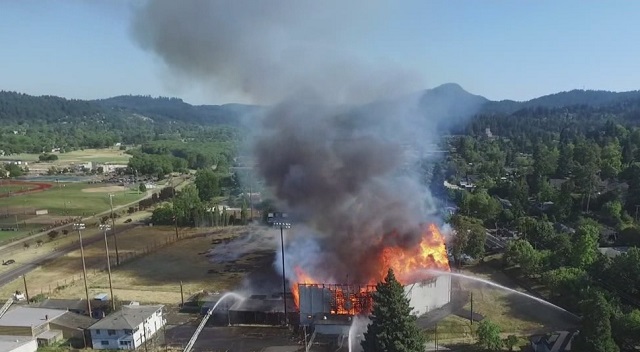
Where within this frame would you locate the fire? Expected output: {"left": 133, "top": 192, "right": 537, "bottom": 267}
{"left": 289, "top": 223, "right": 450, "bottom": 311}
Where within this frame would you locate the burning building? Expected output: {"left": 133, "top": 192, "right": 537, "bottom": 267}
{"left": 293, "top": 223, "right": 451, "bottom": 334}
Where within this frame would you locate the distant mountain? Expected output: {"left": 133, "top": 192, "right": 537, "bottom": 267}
{"left": 3, "top": 85, "right": 640, "bottom": 129}
{"left": 95, "top": 95, "right": 262, "bottom": 126}
{"left": 483, "top": 89, "right": 640, "bottom": 114}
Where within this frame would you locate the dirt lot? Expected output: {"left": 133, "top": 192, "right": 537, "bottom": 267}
{"left": 81, "top": 185, "right": 127, "bottom": 193}
{"left": 1, "top": 225, "right": 275, "bottom": 304}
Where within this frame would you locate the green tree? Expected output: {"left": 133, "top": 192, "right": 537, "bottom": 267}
{"left": 240, "top": 199, "right": 248, "bottom": 225}
{"left": 361, "top": 268, "right": 426, "bottom": 352}
{"left": 450, "top": 215, "right": 486, "bottom": 260}
{"left": 194, "top": 169, "right": 221, "bottom": 202}
{"left": 503, "top": 239, "right": 543, "bottom": 277}
{"left": 476, "top": 319, "right": 502, "bottom": 351}
{"left": 4, "top": 164, "right": 23, "bottom": 177}
{"left": 600, "top": 140, "right": 623, "bottom": 179}
{"left": 543, "top": 267, "right": 588, "bottom": 312}
{"left": 138, "top": 182, "right": 147, "bottom": 193}
{"left": 612, "top": 309, "right": 640, "bottom": 351}
{"left": 570, "top": 224, "right": 600, "bottom": 269}
{"left": 151, "top": 205, "right": 174, "bottom": 225}
{"left": 533, "top": 143, "right": 559, "bottom": 176}
{"left": 601, "top": 200, "right": 622, "bottom": 225}
{"left": 212, "top": 205, "right": 220, "bottom": 227}
{"left": 573, "top": 291, "right": 619, "bottom": 352}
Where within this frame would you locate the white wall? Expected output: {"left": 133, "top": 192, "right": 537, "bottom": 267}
{"left": 404, "top": 275, "right": 451, "bottom": 317}
{"left": 90, "top": 308, "right": 165, "bottom": 350}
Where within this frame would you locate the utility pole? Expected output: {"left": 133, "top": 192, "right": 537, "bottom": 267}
{"left": 100, "top": 224, "right": 116, "bottom": 312}
{"left": 180, "top": 281, "right": 184, "bottom": 307}
{"left": 470, "top": 292, "right": 474, "bottom": 325}
{"left": 274, "top": 221, "right": 291, "bottom": 326}
{"left": 74, "top": 223, "right": 92, "bottom": 318}
{"left": 171, "top": 176, "right": 179, "bottom": 240}
{"left": 22, "top": 275, "right": 29, "bottom": 303}
{"left": 109, "top": 194, "right": 120, "bottom": 266}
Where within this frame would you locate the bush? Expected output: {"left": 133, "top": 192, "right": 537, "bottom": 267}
{"left": 47, "top": 230, "right": 59, "bottom": 241}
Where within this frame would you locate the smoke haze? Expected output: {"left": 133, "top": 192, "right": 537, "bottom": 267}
{"left": 132, "top": 1, "right": 457, "bottom": 285}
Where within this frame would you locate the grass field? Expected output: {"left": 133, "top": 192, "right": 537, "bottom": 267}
{"left": 0, "top": 184, "right": 26, "bottom": 195}
{"left": 0, "top": 226, "right": 256, "bottom": 304}
{"left": 458, "top": 258, "right": 579, "bottom": 334}
{"left": 0, "top": 183, "right": 142, "bottom": 216}
{"left": 0, "top": 182, "right": 145, "bottom": 242}
{"left": 0, "top": 148, "right": 131, "bottom": 164}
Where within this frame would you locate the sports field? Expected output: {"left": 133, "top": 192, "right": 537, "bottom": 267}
{"left": 0, "top": 182, "right": 145, "bottom": 242}
{"left": 0, "top": 148, "right": 131, "bottom": 164}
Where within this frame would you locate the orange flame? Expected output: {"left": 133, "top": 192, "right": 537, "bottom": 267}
{"left": 290, "top": 223, "right": 450, "bottom": 311}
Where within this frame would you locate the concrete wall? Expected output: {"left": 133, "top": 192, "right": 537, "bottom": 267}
{"left": 48, "top": 322, "right": 83, "bottom": 339}
{"left": 404, "top": 275, "right": 451, "bottom": 317}
{"left": 0, "top": 326, "right": 35, "bottom": 336}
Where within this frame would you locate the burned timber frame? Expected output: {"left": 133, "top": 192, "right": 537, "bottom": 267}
{"left": 298, "top": 283, "right": 377, "bottom": 325}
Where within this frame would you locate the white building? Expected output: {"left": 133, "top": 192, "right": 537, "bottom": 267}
{"left": 0, "top": 335, "right": 37, "bottom": 352}
{"left": 88, "top": 305, "right": 165, "bottom": 350}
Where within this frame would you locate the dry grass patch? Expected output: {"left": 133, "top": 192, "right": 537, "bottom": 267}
{"left": 81, "top": 186, "right": 127, "bottom": 193}
{"left": 2, "top": 226, "right": 268, "bottom": 304}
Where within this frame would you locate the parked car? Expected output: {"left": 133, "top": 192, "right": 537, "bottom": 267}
{"left": 124, "top": 218, "right": 132, "bottom": 223}
{"left": 3, "top": 259, "right": 16, "bottom": 265}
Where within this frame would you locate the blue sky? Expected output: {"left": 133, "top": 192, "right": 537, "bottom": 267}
{"left": 1, "top": 0, "right": 639, "bottom": 104}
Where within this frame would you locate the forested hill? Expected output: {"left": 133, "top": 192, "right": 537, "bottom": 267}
{"left": 482, "top": 89, "right": 640, "bottom": 114}
{"left": 95, "top": 95, "right": 261, "bottom": 125}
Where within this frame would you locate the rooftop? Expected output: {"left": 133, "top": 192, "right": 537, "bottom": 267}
{"left": 51, "top": 311, "right": 97, "bottom": 329}
{"left": 35, "top": 298, "right": 105, "bottom": 312}
{"left": 0, "top": 335, "right": 36, "bottom": 350}
{"left": 89, "top": 305, "right": 163, "bottom": 330}
{"left": 0, "top": 307, "right": 66, "bottom": 327}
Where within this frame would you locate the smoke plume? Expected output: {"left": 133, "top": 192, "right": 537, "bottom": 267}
{"left": 132, "top": 1, "right": 453, "bottom": 285}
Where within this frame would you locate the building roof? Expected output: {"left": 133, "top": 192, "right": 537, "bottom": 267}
{"left": 598, "top": 247, "right": 630, "bottom": 258}
{"left": 89, "top": 305, "right": 163, "bottom": 330}
{"left": 0, "top": 335, "right": 35, "bottom": 351}
{"left": 35, "top": 299, "right": 92, "bottom": 312}
{"left": 51, "top": 312, "right": 97, "bottom": 330}
{"left": 0, "top": 307, "right": 67, "bottom": 327}
{"left": 531, "top": 330, "right": 578, "bottom": 352}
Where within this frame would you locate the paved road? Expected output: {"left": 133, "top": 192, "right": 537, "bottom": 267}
{"left": 0, "top": 221, "right": 140, "bottom": 287}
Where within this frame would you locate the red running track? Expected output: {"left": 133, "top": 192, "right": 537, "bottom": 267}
{"left": 0, "top": 180, "right": 53, "bottom": 198}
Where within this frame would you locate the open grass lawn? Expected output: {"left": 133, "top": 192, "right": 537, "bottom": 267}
{"left": 0, "top": 148, "right": 131, "bottom": 164}
{"left": 0, "top": 226, "right": 254, "bottom": 304}
{"left": 458, "top": 257, "right": 579, "bottom": 335}
{"left": 0, "top": 184, "right": 27, "bottom": 195}
{"left": 0, "top": 182, "right": 143, "bottom": 216}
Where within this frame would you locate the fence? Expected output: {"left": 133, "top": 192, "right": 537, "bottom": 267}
{"left": 26, "top": 229, "right": 212, "bottom": 300}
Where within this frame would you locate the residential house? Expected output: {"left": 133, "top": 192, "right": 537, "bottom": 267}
{"left": 530, "top": 330, "right": 578, "bottom": 352}
{"left": 598, "top": 246, "right": 630, "bottom": 259}
{"left": 89, "top": 305, "right": 165, "bottom": 350}
{"left": 0, "top": 306, "right": 95, "bottom": 347}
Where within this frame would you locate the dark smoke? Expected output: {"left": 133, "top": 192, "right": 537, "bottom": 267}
{"left": 131, "top": 1, "right": 461, "bottom": 285}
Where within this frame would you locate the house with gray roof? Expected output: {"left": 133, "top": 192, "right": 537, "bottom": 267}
{"left": 0, "top": 306, "right": 95, "bottom": 347}
{"left": 89, "top": 304, "right": 165, "bottom": 350}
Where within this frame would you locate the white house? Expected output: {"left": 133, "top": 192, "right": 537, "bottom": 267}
{"left": 89, "top": 305, "right": 165, "bottom": 350}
